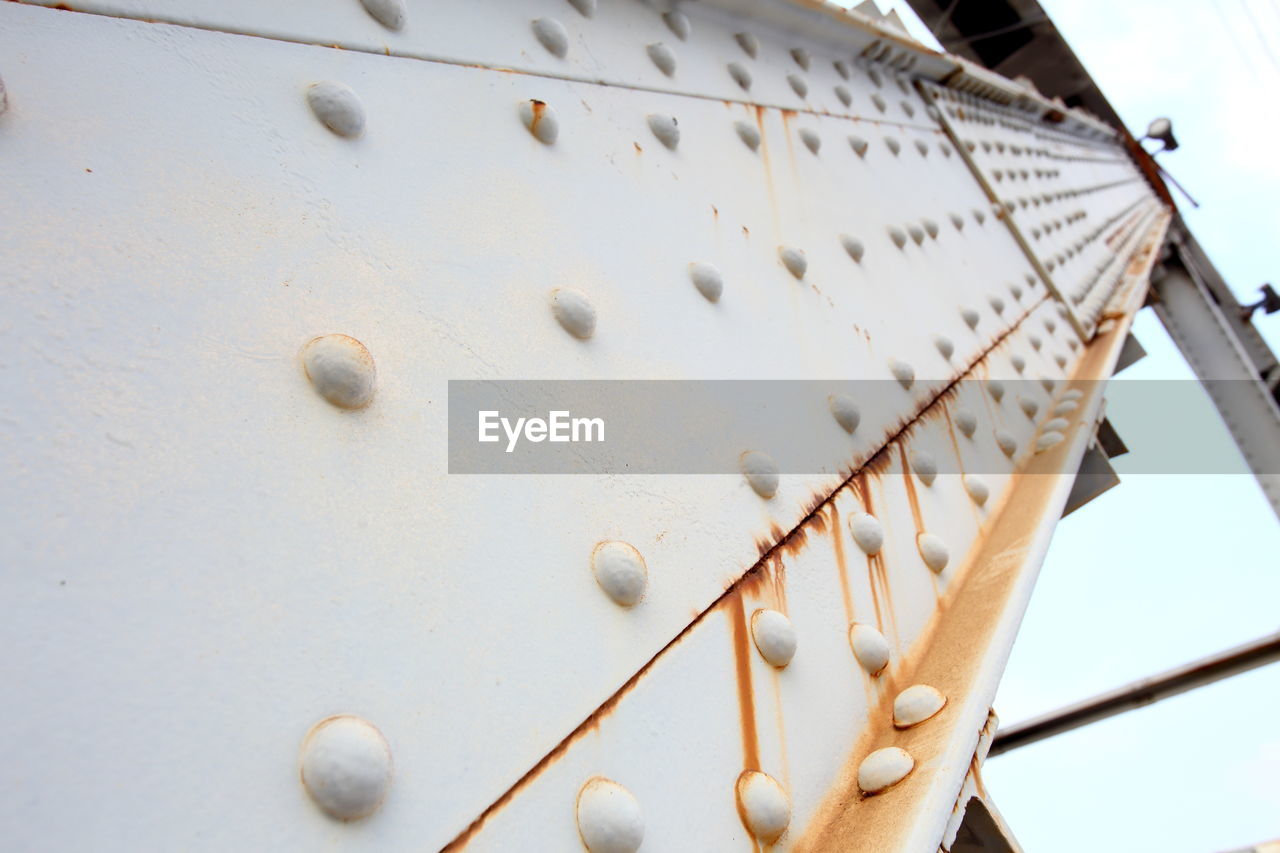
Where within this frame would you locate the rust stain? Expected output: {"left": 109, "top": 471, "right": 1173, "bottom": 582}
{"left": 527, "top": 100, "right": 549, "bottom": 139}
{"left": 829, "top": 503, "right": 854, "bottom": 624}
{"left": 897, "top": 445, "right": 924, "bottom": 534}
{"left": 711, "top": 204, "right": 719, "bottom": 220}
{"left": 729, "top": 592, "right": 762, "bottom": 772}
{"left": 633, "top": 141, "right": 643, "bottom": 154}
{"left": 939, "top": 403, "right": 965, "bottom": 476}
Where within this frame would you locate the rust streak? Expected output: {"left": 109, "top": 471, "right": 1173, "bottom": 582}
{"left": 898, "top": 444, "right": 924, "bottom": 534}
{"left": 829, "top": 503, "right": 854, "bottom": 624}
{"left": 729, "top": 592, "right": 762, "bottom": 772}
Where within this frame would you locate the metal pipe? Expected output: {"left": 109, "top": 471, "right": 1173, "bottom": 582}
{"left": 990, "top": 632, "right": 1280, "bottom": 756}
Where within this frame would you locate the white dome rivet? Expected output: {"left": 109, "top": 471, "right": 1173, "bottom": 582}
{"left": 1019, "top": 397, "right": 1039, "bottom": 419}
{"left": 848, "top": 512, "right": 884, "bottom": 555}
{"left": 987, "top": 379, "right": 1005, "bottom": 402}
{"left": 1054, "top": 400, "right": 1079, "bottom": 416}
{"left": 835, "top": 60, "right": 850, "bottom": 79}
{"left": 301, "top": 335, "right": 377, "bottom": 410}
{"left": 890, "top": 358, "right": 915, "bottom": 389}
{"left": 828, "top": 394, "right": 861, "bottom": 433}
{"left": 835, "top": 85, "right": 853, "bottom": 107}
{"left": 779, "top": 246, "right": 807, "bottom": 279}
{"left": 689, "top": 262, "right": 723, "bottom": 303}
{"left": 923, "top": 218, "right": 939, "bottom": 238}
{"left": 787, "top": 74, "right": 809, "bottom": 98}
{"left": 727, "top": 62, "right": 753, "bottom": 91}
{"left": 532, "top": 17, "right": 570, "bottom": 57}
{"left": 888, "top": 226, "right": 908, "bottom": 249}
{"left": 995, "top": 429, "right": 1018, "bottom": 457}
{"left": 791, "top": 47, "right": 811, "bottom": 70}
{"left": 934, "top": 335, "right": 954, "bottom": 360}
{"left": 735, "top": 32, "right": 759, "bottom": 58}
{"left": 872, "top": 93, "right": 887, "bottom": 112}
{"left": 915, "top": 139, "right": 929, "bottom": 157}
{"left": 1043, "top": 417, "right": 1069, "bottom": 432}
{"left": 1054, "top": 353, "right": 1068, "bottom": 368}
{"left": 955, "top": 408, "right": 977, "bottom": 438}
{"left": 591, "top": 541, "right": 647, "bottom": 607}
{"left": 917, "top": 532, "right": 949, "bottom": 573}
{"left": 950, "top": 212, "right": 965, "bottom": 230}
{"left": 1029, "top": 333, "right": 1043, "bottom": 350}
{"left": 567, "top": 0, "right": 596, "bottom": 17}
{"left": 907, "top": 224, "right": 924, "bottom": 245}
{"left": 1035, "top": 430, "right": 1065, "bottom": 453}
{"left": 576, "top": 777, "right": 644, "bottom": 853}
{"left": 1011, "top": 354, "right": 1026, "bottom": 373}
{"left": 647, "top": 113, "right": 680, "bottom": 149}
{"left": 735, "top": 120, "right": 760, "bottom": 151}
{"left": 960, "top": 307, "right": 980, "bottom": 329}
{"left": 840, "top": 234, "right": 865, "bottom": 263}
{"left": 664, "top": 10, "right": 690, "bottom": 40}
{"left": 300, "top": 716, "right": 393, "bottom": 821}
{"left": 1040, "top": 376, "right": 1057, "bottom": 392}
{"left": 849, "top": 623, "right": 891, "bottom": 674}
{"left": 974, "top": 209, "right": 986, "bottom": 224}
{"left": 849, "top": 135, "right": 869, "bottom": 157}
{"left": 551, "top": 287, "right": 596, "bottom": 339}
{"left": 518, "top": 99, "right": 559, "bottom": 144}
{"left": 359, "top": 0, "right": 406, "bottom": 30}
{"left": 799, "top": 128, "right": 820, "bottom": 154}
{"left": 1062, "top": 388, "right": 1084, "bottom": 401}
{"left": 886, "top": 137, "right": 902, "bottom": 156}
{"left": 910, "top": 449, "right": 938, "bottom": 486}
{"left": 736, "top": 771, "right": 791, "bottom": 843}
{"left": 1010, "top": 283, "right": 1024, "bottom": 301}
{"left": 858, "top": 747, "right": 914, "bottom": 794}
{"left": 751, "top": 609, "right": 797, "bottom": 667}
{"left": 893, "top": 684, "right": 947, "bottom": 728}
{"left": 989, "top": 294, "right": 1006, "bottom": 314}
{"left": 963, "top": 474, "right": 989, "bottom": 505}
{"left": 647, "top": 42, "right": 676, "bottom": 77}
{"left": 307, "top": 82, "right": 366, "bottom": 138}
{"left": 741, "top": 450, "right": 779, "bottom": 499}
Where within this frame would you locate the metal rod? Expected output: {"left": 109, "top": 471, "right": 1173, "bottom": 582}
{"left": 990, "top": 631, "right": 1280, "bottom": 756}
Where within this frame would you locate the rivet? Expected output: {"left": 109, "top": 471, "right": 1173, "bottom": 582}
{"left": 663, "top": 9, "right": 690, "bottom": 40}
{"left": 839, "top": 234, "right": 865, "bottom": 263}
{"left": 735, "top": 32, "right": 759, "bottom": 58}
{"left": 300, "top": 715, "right": 393, "bottom": 821}
{"left": 735, "top": 771, "right": 791, "bottom": 843}
{"left": 778, "top": 246, "right": 807, "bottom": 279}
{"left": 949, "top": 212, "right": 964, "bottom": 230}
{"left": 849, "top": 512, "right": 884, "bottom": 555}
{"left": 973, "top": 209, "right": 986, "bottom": 224}
{"left": 888, "top": 226, "right": 907, "bottom": 249}
{"left": 1018, "top": 397, "right": 1039, "bottom": 419}
{"left": 688, "top": 262, "right": 723, "bottom": 303}
{"left": 960, "top": 307, "right": 980, "bottom": 329}
{"left": 1035, "top": 430, "right": 1065, "bottom": 453}
{"left": 359, "top": 0, "right": 406, "bottom": 30}
{"left": 647, "top": 43, "right": 676, "bottom": 77}
{"left": 835, "top": 85, "right": 853, "bottom": 107}
{"left": 647, "top": 113, "right": 680, "bottom": 149}
{"left": 849, "top": 135, "right": 869, "bottom": 157}
{"left": 1053, "top": 400, "right": 1079, "bottom": 416}
{"left": 893, "top": 684, "right": 947, "bottom": 728}
{"left": 828, "top": 393, "right": 861, "bottom": 433}
{"left": 962, "top": 473, "right": 989, "bottom": 505}
{"left": 1044, "top": 317, "right": 1057, "bottom": 333}
{"left": 987, "top": 378, "right": 1005, "bottom": 402}
{"left": 907, "top": 224, "right": 924, "bottom": 244}
{"left": 995, "top": 429, "right": 1017, "bottom": 457}
{"left": 902, "top": 101, "right": 916, "bottom": 119}
{"left": 576, "top": 777, "right": 644, "bottom": 853}
{"left": 934, "top": 335, "right": 954, "bottom": 359}
{"left": 868, "top": 68, "right": 883, "bottom": 87}
{"left": 740, "top": 450, "right": 779, "bottom": 499}
{"left": 1025, "top": 273, "right": 1036, "bottom": 286}
{"left": 301, "top": 334, "right": 377, "bottom": 409}
{"left": 1010, "top": 283, "right": 1024, "bottom": 300}
{"left": 567, "top": 0, "right": 596, "bottom": 17}
{"left": 307, "top": 81, "right": 366, "bottom": 138}
{"left": 1011, "top": 354, "right": 1026, "bottom": 373}
{"left": 988, "top": 294, "right": 1005, "bottom": 314}
{"left": 790, "top": 47, "right": 811, "bottom": 69}
{"left": 550, "top": 287, "right": 597, "bottom": 339}
{"left": 1043, "top": 417, "right": 1069, "bottom": 432}
{"left": 735, "top": 121, "right": 761, "bottom": 151}
{"left": 910, "top": 449, "right": 938, "bottom": 486}
{"left": 917, "top": 532, "right": 949, "bottom": 572}
{"left": 531, "top": 17, "right": 570, "bottom": 58}
{"left": 940, "top": 141, "right": 953, "bottom": 157}
{"left": 886, "top": 137, "right": 902, "bottom": 156}
{"left": 1040, "top": 376, "right": 1056, "bottom": 392}
{"left": 751, "top": 609, "right": 797, "bottom": 667}
{"left": 1029, "top": 334, "right": 1042, "bottom": 350}
{"left": 591, "top": 541, "right": 648, "bottom": 607}
{"left": 799, "top": 128, "right": 821, "bottom": 154}
{"left": 849, "top": 623, "right": 891, "bottom": 674}
{"left": 858, "top": 747, "right": 914, "bottom": 795}
{"left": 834, "top": 60, "right": 850, "bottom": 79}
{"left": 518, "top": 99, "right": 559, "bottom": 144}
{"left": 955, "top": 408, "right": 977, "bottom": 437}
{"left": 1062, "top": 388, "right": 1084, "bottom": 401}
{"left": 872, "top": 93, "right": 886, "bottom": 112}
{"left": 889, "top": 358, "right": 915, "bottom": 389}
{"left": 727, "top": 62, "right": 752, "bottom": 90}
{"left": 787, "top": 74, "right": 809, "bottom": 99}
{"left": 1054, "top": 353, "right": 1068, "bottom": 368}
{"left": 923, "top": 218, "right": 939, "bottom": 239}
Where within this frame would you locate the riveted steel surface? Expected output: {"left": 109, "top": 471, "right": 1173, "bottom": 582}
{"left": 0, "top": 1, "right": 1168, "bottom": 850}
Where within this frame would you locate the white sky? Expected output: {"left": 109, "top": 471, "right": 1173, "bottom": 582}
{"left": 855, "top": 1, "right": 1280, "bottom": 849}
